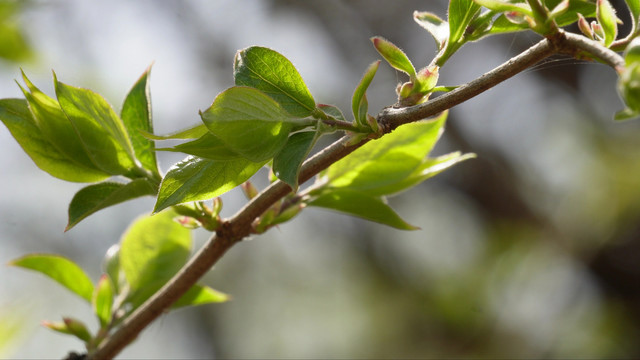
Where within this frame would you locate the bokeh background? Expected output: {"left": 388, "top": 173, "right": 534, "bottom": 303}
{"left": 2, "top": 0, "right": 640, "bottom": 358}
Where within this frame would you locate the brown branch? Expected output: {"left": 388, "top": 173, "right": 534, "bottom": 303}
{"left": 89, "top": 31, "right": 621, "bottom": 359}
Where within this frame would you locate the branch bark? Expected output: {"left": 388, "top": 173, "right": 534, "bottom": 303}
{"left": 88, "top": 31, "right": 623, "bottom": 359}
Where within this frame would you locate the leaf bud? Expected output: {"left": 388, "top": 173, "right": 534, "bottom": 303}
{"left": 577, "top": 14, "right": 593, "bottom": 39}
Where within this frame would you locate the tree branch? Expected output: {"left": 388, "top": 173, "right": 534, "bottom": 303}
{"left": 88, "top": 31, "right": 623, "bottom": 359}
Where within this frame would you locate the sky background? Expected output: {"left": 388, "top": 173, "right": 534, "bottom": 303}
{"left": 2, "top": 1, "right": 640, "bottom": 358}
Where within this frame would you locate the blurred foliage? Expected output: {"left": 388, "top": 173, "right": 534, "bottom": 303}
{"left": 0, "top": 1, "right": 32, "bottom": 63}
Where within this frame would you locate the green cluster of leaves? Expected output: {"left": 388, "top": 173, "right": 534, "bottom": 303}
{"left": 306, "top": 111, "right": 475, "bottom": 230}
{"left": 413, "top": 0, "right": 596, "bottom": 67}
{"left": 0, "top": 69, "right": 161, "bottom": 230}
{"left": 152, "top": 46, "right": 380, "bottom": 213}
{"left": 9, "top": 209, "right": 227, "bottom": 352}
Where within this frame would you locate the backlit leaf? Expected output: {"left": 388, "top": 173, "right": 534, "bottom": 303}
{"left": 172, "top": 284, "right": 229, "bottom": 309}
{"left": 448, "top": 0, "right": 482, "bottom": 44}
{"left": 121, "top": 66, "right": 159, "bottom": 175}
{"left": 0, "top": 99, "right": 109, "bottom": 182}
{"left": 307, "top": 188, "right": 418, "bottom": 230}
{"left": 371, "top": 37, "right": 417, "bottom": 80}
{"left": 93, "top": 274, "right": 113, "bottom": 328}
{"left": 352, "top": 61, "right": 380, "bottom": 127}
{"left": 10, "top": 254, "right": 94, "bottom": 302}
{"left": 119, "top": 210, "right": 191, "bottom": 308}
{"left": 414, "top": 11, "right": 449, "bottom": 50}
{"left": 157, "top": 131, "right": 242, "bottom": 161}
{"left": 55, "top": 75, "right": 136, "bottom": 175}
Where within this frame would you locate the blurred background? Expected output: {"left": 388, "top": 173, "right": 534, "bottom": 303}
{"left": 1, "top": 0, "right": 640, "bottom": 358}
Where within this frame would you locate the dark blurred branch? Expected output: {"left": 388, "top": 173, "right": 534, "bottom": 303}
{"left": 88, "top": 30, "right": 625, "bottom": 360}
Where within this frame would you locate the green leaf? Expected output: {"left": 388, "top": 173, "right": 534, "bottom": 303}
{"left": 55, "top": 75, "right": 136, "bottom": 175}
{"left": 154, "top": 156, "right": 267, "bottom": 212}
{"left": 142, "top": 123, "right": 209, "bottom": 140}
{"left": 370, "top": 37, "right": 417, "bottom": 80}
{"left": 597, "top": 0, "right": 618, "bottom": 47}
{"left": 553, "top": 0, "right": 597, "bottom": 27}
{"left": 19, "top": 72, "right": 107, "bottom": 179}
{"left": 9, "top": 254, "right": 94, "bottom": 302}
{"left": 272, "top": 131, "right": 319, "bottom": 190}
{"left": 448, "top": 0, "right": 482, "bottom": 44}
{"left": 93, "top": 274, "right": 113, "bottom": 328}
{"left": 234, "top": 46, "right": 316, "bottom": 117}
{"left": 472, "top": 0, "right": 532, "bottom": 15}
{"left": 42, "top": 318, "right": 92, "bottom": 343}
{"left": 317, "top": 104, "right": 346, "bottom": 121}
{"left": 486, "top": 13, "right": 530, "bottom": 35}
{"left": 200, "top": 86, "right": 295, "bottom": 162}
{"left": 626, "top": 0, "right": 640, "bottom": 30}
{"left": 307, "top": 188, "right": 418, "bottom": 230}
{"left": 414, "top": 11, "right": 449, "bottom": 50}
{"left": 121, "top": 66, "right": 159, "bottom": 176}
{"left": 172, "top": 284, "right": 229, "bottom": 309}
{"left": 66, "top": 179, "right": 158, "bottom": 231}
{"left": 352, "top": 61, "right": 380, "bottom": 127}
{"left": 119, "top": 210, "right": 191, "bottom": 308}
{"left": 322, "top": 112, "right": 447, "bottom": 196}
{"left": 157, "top": 131, "right": 242, "bottom": 161}
{"left": 0, "top": 99, "right": 109, "bottom": 182}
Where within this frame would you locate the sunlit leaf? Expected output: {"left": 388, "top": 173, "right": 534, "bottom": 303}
{"left": 0, "top": 99, "right": 109, "bottom": 182}
{"left": 414, "top": 11, "right": 449, "bottom": 50}
{"left": 172, "top": 284, "right": 229, "bottom": 309}
{"left": 66, "top": 179, "right": 158, "bottom": 231}
{"left": 142, "top": 123, "right": 209, "bottom": 140}
{"left": 200, "top": 86, "right": 295, "bottom": 162}
{"left": 307, "top": 188, "right": 418, "bottom": 230}
{"left": 42, "top": 318, "right": 92, "bottom": 343}
{"left": 352, "top": 61, "right": 380, "bottom": 127}
{"left": 92, "top": 275, "right": 113, "bottom": 328}
{"left": 119, "top": 210, "right": 191, "bottom": 308}
{"left": 19, "top": 72, "right": 107, "bottom": 179}
{"left": 10, "top": 254, "right": 94, "bottom": 302}
{"left": 154, "top": 156, "right": 267, "bottom": 212}
{"left": 55, "top": 75, "right": 136, "bottom": 175}
{"left": 156, "top": 132, "right": 242, "bottom": 161}
{"left": 121, "top": 66, "right": 159, "bottom": 176}
{"left": 234, "top": 46, "right": 315, "bottom": 117}
{"left": 371, "top": 37, "right": 416, "bottom": 80}
{"left": 322, "top": 112, "right": 447, "bottom": 196}
{"left": 448, "top": 0, "right": 482, "bottom": 44}
{"left": 597, "top": 0, "right": 619, "bottom": 47}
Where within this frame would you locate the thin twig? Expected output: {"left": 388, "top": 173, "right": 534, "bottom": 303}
{"left": 89, "top": 31, "right": 623, "bottom": 359}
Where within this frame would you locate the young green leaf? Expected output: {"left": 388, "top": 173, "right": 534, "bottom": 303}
{"left": 154, "top": 156, "right": 267, "bottom": 212}
{"left": 552, "top": 0, "right": 597, "bottom": 27}
{"left": 55, "top": 75, "right": 137, "bottom": 175}
{"left": 156, "top": 131, "right": 242, "bottom": 161}
{"left": 472, "top": 0, "right": 532, "bottom": 15}
{"left": 119, "top": 210, "right": 191, "bottom": 308}
{"left": 414, "top": 11, "right": 449, "bottom": 51}
{"left": 449, "top": 0, "right": 482, "bottom": 44}
{"left": 172, "top": 284, "right": 229, "bottom": 309}
{"left": 142, "top": 123, "right": 209, "bottom": 140}
{"left": 322, "top": 112, "right": 447, "bottom": 196}
{"left": 352, "top": 61, "right": 380, "bottom": 127}
{"left": 0, "top": 99, "right": 109, "bottom": 182}
{"left": 307, "top": 188, "right": 418, "bottom": 230}
{"left": 272, "top": 131, "right": 319, "bottom": 190}
{"left": 19, "top": 72, "right": 107, "bottom": 178}
{"left": 234, "top": 46, "right": 316, "bottom": 117}
{"left": 371, "top": 37, "right": 417, "bottom": 80}
{"left": 317, "top": 103, "right": 346, "bottom": 122}
{"left": 42, "top": 318, "right": 92, "bottom": 343}
{"left": 200, "top": 86, "right": 295, "bottom": 162}
{"left": 597, "top": 0, "right": 619, "bottom": 47}
{"left": 66, "top": 179, "right": 158, "bottom": 231}
{"left": 626, "top": 0, "right": 640, "bottom": 30}
{"left": 9, "top": 254, "right": 94, "bottom": 302}
{"left": 93, "top": 274, "right": 114, "bottom": 328}
{"left": 121, "top": 66, "right": 159, "bottom": 176}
